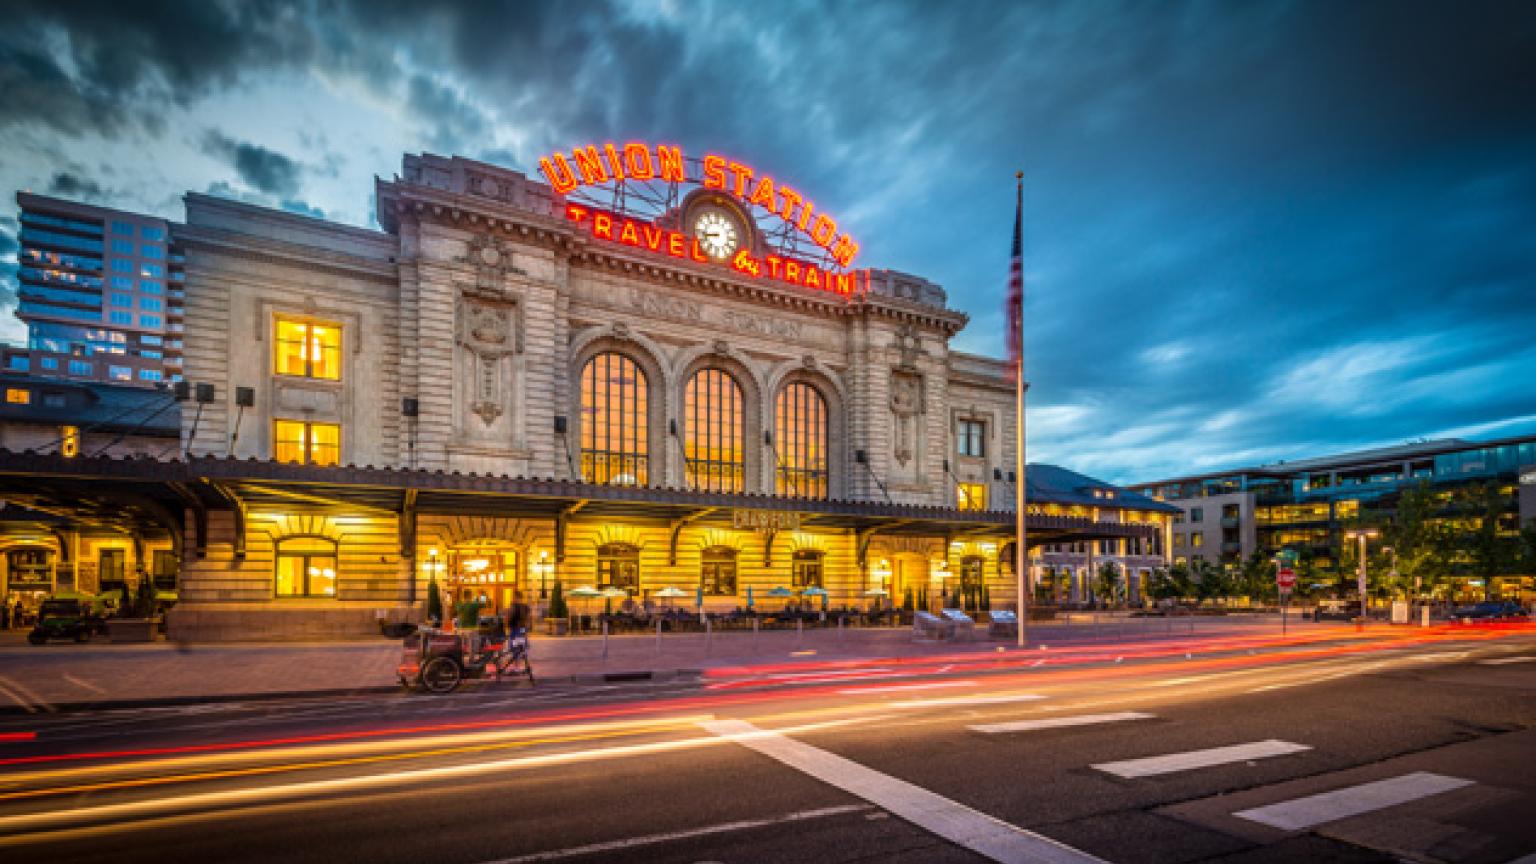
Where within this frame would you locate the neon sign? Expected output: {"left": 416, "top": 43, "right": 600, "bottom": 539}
{"left": 563, "top": 204, "right": 857, "bottom": 296}
{"left": 539, "top": 141, "right": 860, "bottom": 268}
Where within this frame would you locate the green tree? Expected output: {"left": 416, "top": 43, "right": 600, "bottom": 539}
{"left": 1094, "top": 561, "right": 1122, "bottom": 607}
{"left": 1383, "top": 483, "right": 1455, "bottom": 598}
{"left": 547, "top": 580, "right": 569, "bottom": 619}
{"left": 1457, "top": 483, "right": 1518, "bottom": 598}
{"left": 426, "top": 575, "right": 444, "bottom": 624}
{"left": 1238, "top": 552, "right": 1277, "bottom": 602}
{"left": 1191, "top": 559, "right": 1231, "bottom": 604}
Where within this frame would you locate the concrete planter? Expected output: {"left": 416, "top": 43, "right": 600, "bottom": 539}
{"left": 108, "top": 617, "right": 161, "bottom": 643}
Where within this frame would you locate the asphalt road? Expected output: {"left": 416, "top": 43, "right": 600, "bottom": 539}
{"left": 1, "top": 624, "right": 1533, "bottom": 864}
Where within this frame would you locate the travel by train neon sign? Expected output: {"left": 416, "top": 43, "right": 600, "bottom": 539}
{"left": 538, "top": 141, "right": 861, "bottom": 272}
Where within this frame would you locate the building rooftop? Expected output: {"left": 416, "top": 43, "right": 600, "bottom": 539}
{"left": 0, "top": 373, "right": 181, "bottom": 438}
{"left": 1027, "top": 463, "right": 1180, "bottom": 512}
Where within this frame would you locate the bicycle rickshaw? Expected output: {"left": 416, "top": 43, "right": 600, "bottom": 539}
{"left": 397, "top": 621, "right": 534, "bottom": 694}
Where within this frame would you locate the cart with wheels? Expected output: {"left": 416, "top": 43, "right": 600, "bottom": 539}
{"left": 397, "top": 627, "right": 534, "bottom": 694}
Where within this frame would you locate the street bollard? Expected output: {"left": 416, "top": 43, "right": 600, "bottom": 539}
{"left": 705, "top": 617, "right": 712, "bottom": 656}
{"left": 655, "top": 618, "right": 662, "bottom": 655}
{"left": 1421, "top": 604, "right": 1431, "bottom": 628}
{"left": 602, "top": 619, "right": 609, "bottom": 662}
{"left": 753, "top": 616, "right": 759, "bottom": 653}
{"left": 796, "top": 618, "right": 803, "bottom": 649}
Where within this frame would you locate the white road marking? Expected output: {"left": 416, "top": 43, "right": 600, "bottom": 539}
{"left": 970, "top": 712, "right": 1154, "bottom": 734}
{"left": 1093, "top": 739, "right": 1310, "bottom": 778}
{"left": 477, "top": 804, "right": 873, "bottom": 863}
{"left": 1478, "top": 656, "right": 1536, "bottom": 666}
{"left": 62, "top": 675, "right": 108, "bottom": 695}
{"left": 1233, "top": 772, "right": 1474, "bottom": 831}
{"left": 837, "top": 681, "right": 975, "bottom": 695}
{"left": 701, "top": 718, "right": 1108, "bottom": 864}
{"left": 891, "top": 693, "right": 1045, "bottom": 709}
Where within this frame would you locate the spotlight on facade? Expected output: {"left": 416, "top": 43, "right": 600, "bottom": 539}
{"left": 195, "top": 383, "right": 216, "bottom": 404}
{"left": 553, "top": 416, "right": 567, "bottom": 433}
{"left": 235, "top": 387, "right": 255, "bottom": 407}
{"left": 173, "top": 381, "right": 191, "bottom": 402}
{"left": 401, "top": 397, "right": 419, "bottom": 417}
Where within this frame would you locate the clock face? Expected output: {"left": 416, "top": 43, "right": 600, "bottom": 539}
{"left": 693, "top": 210, "right": 741, "bottom": 260}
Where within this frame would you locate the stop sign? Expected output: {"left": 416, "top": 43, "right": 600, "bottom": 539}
{"left": 1276, "top": 568, "right": 1297, "bottom": 590}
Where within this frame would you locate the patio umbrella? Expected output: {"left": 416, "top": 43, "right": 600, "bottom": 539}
{"left": 653, "top": 586, "right": 689, "bottom": 609}
{"left": 766, "top": 586, "right": 794, "bottom": 597}
{"left": 746, "top": 585, "right": 755, "bottom": 609}
{"left": 862, "top": 588, "right": 890, "bottom": 596}
{"left": 803, "top": 586, "right": 829, "bottom": 611}
{"left": 599, "top": 586, "right": 627, "bottom": 614}
{"left": 568, "top": 585, "right": 602, "bottom": 619}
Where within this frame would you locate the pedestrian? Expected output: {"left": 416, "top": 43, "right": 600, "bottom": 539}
{"left": 504, "top": 590, "right": 531, "bottom": 636}
{"left": 0, "top": 601, "right": 8, "bottom": 630}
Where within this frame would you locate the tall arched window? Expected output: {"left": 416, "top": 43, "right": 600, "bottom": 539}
{"left": 580, "top": 353, "right": 648, "bottom": 485}
{"left": 774, "top": 382, "right": 828, "bottom": 498}
{"left": 685, "top": 368, "right": 745, "bottom": 492}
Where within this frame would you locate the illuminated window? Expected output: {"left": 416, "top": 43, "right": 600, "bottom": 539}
{"left": 959, "top": 556, "right": 985, "bottom": 607}
{"left": 957, "top": 482, "right": 988, "bottom": 511}
{"left": 275, "top": 536, "right": 338, "bottom": 598}
{"left": 5, "top": 388, "right": 30, "bottom": 405}
{"left": 957, "top": 419, "right": 986, "bottom": 457}
{"left": 274, "top": 419, "right": 341, "bottom": 466}
{"left": 774, "top": 382, "right": 828, "bottom": 498}
{"left": 60, "top": 426, "right": 79, "bottom": 458}
{"left": 1191, "top": 532, "right": 1204, "bottom": 548}
{"left": 273, "top": 317, "right": 342, "bottom": 380}
{"left": 596, "top": 543, "right": 640, "bottom": 594}
{"left": 579, "top": 353, "right": 648, "bottom": 485}
{"left": 684, "top": 368, "right": 744, "bottom": 492}
{"left": 701, "top": 546, "right": 737, "bottom": 595}
{"left": 791, "top": 549, "right": 824, "bottom": 589}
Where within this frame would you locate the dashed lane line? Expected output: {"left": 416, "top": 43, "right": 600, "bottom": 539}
{"left": 1232, "top": 772, "right": 1474, "bottom": 831}
{"left": 969, "top": 712, "right": 1154, "bottom": 735}
{"left": 1092, "top": 739, "right": 1310, "bottom": 779}
{"left": 701, "top": 718, "right": 1108, "bottom": 864}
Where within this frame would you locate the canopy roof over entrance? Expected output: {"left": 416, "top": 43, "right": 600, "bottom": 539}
{"left": 0, "top": 450, "right": 1163, "bottom": 559}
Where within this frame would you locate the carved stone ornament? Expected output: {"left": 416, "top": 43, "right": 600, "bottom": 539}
{"left": 801, "top": 355, "right": 818, "bottom": 369}
{"left": 457, "top": 298, "right": 523, "bottom": 428}
{"left": 459, "top": 232, "right": 526, "bottom": 294}
{"left": 612, "top": 322, "right": 630, "bottom": 340}
{"left": 889, "top": 369, "right": 925, "bottom": 467}
{"left": 893, "top": 325, "right": 923, "bottom": 370}
{"left": 712, "top": 339, "right": 730, "bottom": 355}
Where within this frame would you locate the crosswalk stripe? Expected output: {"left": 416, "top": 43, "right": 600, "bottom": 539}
{"left": 1092, "top": 739, "right": 1309, "bottom": 778}
{"left": 970, "top": 712, "right": 1154, "bottom": 734}
{"left": 1232, "top": 772, "right": 1474, "bottom": 830}
{"left": 702, "top": 718, "right": 1108, "bottom": 864}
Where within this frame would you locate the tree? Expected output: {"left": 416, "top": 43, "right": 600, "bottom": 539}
{"left": 547, "top": 580, "right": 569, "bottom": 619}
{"left": 1094, "top": 562, "right": 1122, "bottom": 607}
{"left": 1383, "top": 482, "right": 1454, "bottom": 598}
{"left": 1456, "top": 483, "right": 1518, "bottom": 599}
{"left": 1145, "top": 566, "right": 1179, "bottom": 602}
{"left": 1191, "top": 559, "right": 1231, "bottom": 604}
{"left": 426, "top": 575, "right": 444, "bottom": 625}
{"left": 1238, "top": 552, "right": 1277, "bottom": 602}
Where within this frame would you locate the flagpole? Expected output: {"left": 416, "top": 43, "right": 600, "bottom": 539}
{"left": 1012, "top": 171, "right": 1028, "bottom": 648}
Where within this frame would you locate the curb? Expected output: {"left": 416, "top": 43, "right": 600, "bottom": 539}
{"left": 0, "top": 668, "right": 707, "bottom": 717}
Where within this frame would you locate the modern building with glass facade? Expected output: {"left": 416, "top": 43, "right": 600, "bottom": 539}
{"left": 7, "top": 192, "right": 185, "bottom": 386}
{"left": 0, "top": 151, "right": 1173, "bottom": 638}
{"left": 1130, "top": 435, "right": 1536, "bottom": 598}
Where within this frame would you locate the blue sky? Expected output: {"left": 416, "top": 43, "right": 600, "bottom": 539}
{"left": 0, "top": 0, "right": 1532, "bottom": 484}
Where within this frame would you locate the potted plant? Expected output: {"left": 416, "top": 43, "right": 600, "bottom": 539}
{"left": 425, "top": 575, "right": 444, "bottom": 628}
{"left": 107, "top": 577, "right": 160, "bottom": 643}
{"left": 545, "top": 581, "right": 570, "bottom": 635}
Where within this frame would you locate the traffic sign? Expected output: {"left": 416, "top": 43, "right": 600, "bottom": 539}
{"left": 1276, "top": 567, "right": 1297, "bottom": 590}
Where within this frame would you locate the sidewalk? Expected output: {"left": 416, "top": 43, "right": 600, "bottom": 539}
{"left": 0, "top": 614, "right": 1319, "bottom": 714}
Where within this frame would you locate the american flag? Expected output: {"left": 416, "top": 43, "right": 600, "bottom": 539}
{"left": 1006, "top": 173, "right": 1024, "bottom": 380}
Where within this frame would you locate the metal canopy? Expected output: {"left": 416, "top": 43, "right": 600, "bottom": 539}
{"left": 0, "top": 451, "right": 1161, "bottom": 550}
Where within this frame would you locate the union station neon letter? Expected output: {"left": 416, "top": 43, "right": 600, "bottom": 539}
{"left": 539, "top": 141, "right": 860, "bottom": 268}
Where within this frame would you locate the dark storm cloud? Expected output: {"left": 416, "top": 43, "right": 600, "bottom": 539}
{"left": 1, "top": 0, "right": 1533, "bottom": 481}
{"left": 201, "top": 131, "right": 303, "bottom": 198}
{"left": 46, "top": 172, "right": 107, "bottom": 200}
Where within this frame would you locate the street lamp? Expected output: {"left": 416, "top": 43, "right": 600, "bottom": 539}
{"left": 533, "top": 550, "right": 552, "bottom": 600}
{"left": 1343, "top": 529, "right": 1379, "bottom": 619}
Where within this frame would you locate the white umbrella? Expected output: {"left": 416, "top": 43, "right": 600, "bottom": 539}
{"left": 862, "top": 588, "right": 890, "bottom": 596}
{"left": 653, "top": 587, "right": 689, "bottom": 598}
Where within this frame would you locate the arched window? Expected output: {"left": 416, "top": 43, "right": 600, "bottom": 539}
{"left": 700, "top": 546, "right": 737, "bottom": 595}
{"left": 774, "top": 382, "right": 828, "bottom": 499}
{"left": 597, "top": 543, "right": 640, "bottom": 595}
{"left": 791, "top": 549, "right": 823, "bottom": 589}
{"left": 580, "top": 353, "right": 648, "bottom": 485}
{"left": 959, "top": 555, "right": 985, "bottom": 610}
{"left": 685, "top": 368, "right": 745, "bottom": 492}
{"left": 275, "top": 536, "right": 338, "bottom": 599}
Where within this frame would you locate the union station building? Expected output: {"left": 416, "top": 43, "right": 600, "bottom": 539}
{"left": 0, "top": 150, "right": 1174, "bottom": 638}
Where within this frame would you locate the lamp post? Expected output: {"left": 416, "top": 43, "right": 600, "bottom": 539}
{"left": 1344, "top": 529, "right": 1379, "bottom": 622}
{"left": 534, "top": 550, "right": 552, "bottom": 600}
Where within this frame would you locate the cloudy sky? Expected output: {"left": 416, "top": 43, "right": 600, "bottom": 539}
{"left": 1, "top": 0, "right": 1532, "bottom": 484}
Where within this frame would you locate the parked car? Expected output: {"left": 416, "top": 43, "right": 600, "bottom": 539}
{"left": 1449, "top": 601, "right": 1527, "bottom": 623}
{"left": 1312, "top": 599, "right": 1363, "bottom": 621}
{"left": 27, "top": 598, "right": 107, "bottom": 644}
